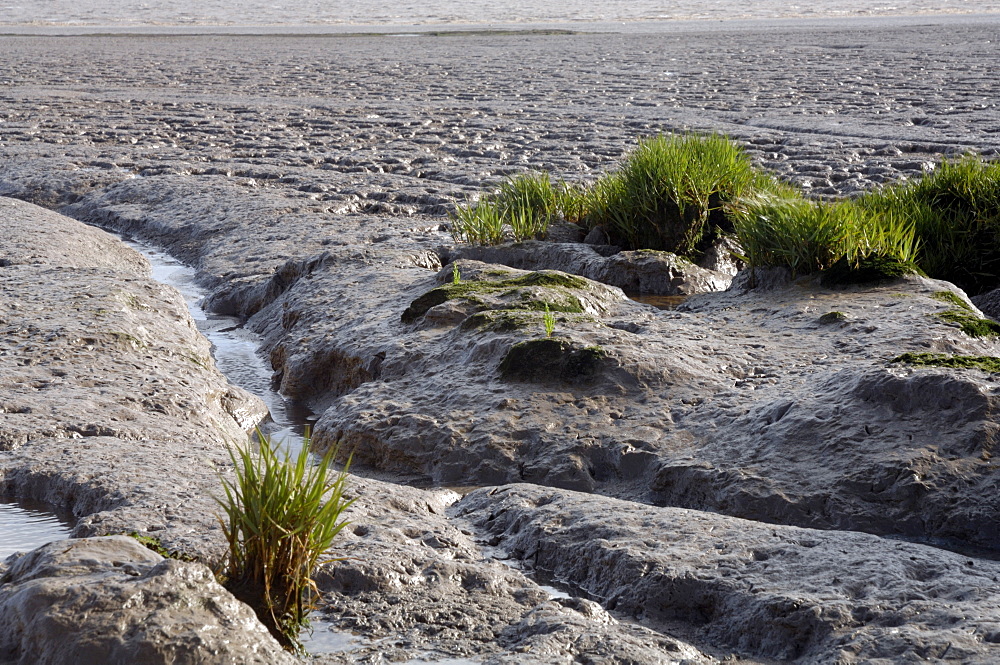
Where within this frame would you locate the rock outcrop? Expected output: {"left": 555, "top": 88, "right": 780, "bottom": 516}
{"left": 0, "top": 536, "right": 296, "bottom": 665}
{"left": 0, "top": 198, "right": 265, "bottom": 559}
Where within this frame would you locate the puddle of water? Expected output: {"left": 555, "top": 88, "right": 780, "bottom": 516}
{"left": 0, "top": 497, "right": 75, "bottom": 559}
{"left": 628, "top": 293, "right": 688, "bottom": 310}
{"left": 301, "top": 620, "right": 481, "bottom": 663}
{"left": 538, "top": 583, "right": 572, "bottom": 599}
{"left": 127, "top": 241, "right": 314, "bottom": 456}
{"left": 301, "top": 623, "right": 364, "bottom": 653}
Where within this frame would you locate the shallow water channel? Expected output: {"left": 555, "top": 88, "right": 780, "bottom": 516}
{"left": 129, "top": 239, "right": 485, "bottom": 663}
{"left": 131, "top": 241, "right": 315, "bottom": 454}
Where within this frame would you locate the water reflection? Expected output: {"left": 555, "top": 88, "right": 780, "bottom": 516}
{"left": 0, "top": 497, "right": 75, "bottom": 559}
{"left": 127, "top": 240, "right": 315, "bottom": 456}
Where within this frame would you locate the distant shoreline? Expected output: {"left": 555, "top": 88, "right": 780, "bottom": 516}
{"left": 2, "top": 12, "right": 998, "bottom": 38}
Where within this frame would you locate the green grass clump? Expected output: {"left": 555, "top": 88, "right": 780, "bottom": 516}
{"left": 453, "top": 172, "right": 582, "bottom": 245}
{"left": 452, "top": 134, "right": 786, "bottom": 258}
{"left": 586, "top": 133, "right": 775, "bottom": 255}
{"left": 453, "top": 137, "right": 1000, "bottom": 293}
{"left": 216, "top": 429, "right": 354, "bottom": 652}
{"left": 734, "top": 196, "right": 921, "bottom": 279}
{"left": 891, "top": 352, "right": 1000, "bottom": 373}
{"left": 857, "top": 156, "right": 1000, "bottom": 295}
{"left": 452, "top": 196, "right": 506, "bottom": 245}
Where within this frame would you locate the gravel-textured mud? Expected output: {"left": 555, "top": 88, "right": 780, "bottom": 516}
{"left": 2, "top": 15, "right": 1000, "bottom": 664}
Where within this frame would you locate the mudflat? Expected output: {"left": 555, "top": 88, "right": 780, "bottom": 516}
{"left": 3, "top": 15, "right": 1000, "bottom": 665}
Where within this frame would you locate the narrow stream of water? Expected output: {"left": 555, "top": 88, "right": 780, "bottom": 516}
{"left": 131, "top": 242, "right": 316, "bottom": 455}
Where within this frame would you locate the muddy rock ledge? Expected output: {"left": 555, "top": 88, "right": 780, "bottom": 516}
{"left": 0, "top": 196, "right": 721, "bottom": 664}
{"left": 0, "top": 198, "right": 291, "bottom": 663}
{"left": 18, "top": 166, "right": 1000, "bottom": 661}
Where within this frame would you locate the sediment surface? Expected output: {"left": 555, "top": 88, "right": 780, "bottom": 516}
{"left": 3, "top": 15, "right": 1000, "bottom": 663}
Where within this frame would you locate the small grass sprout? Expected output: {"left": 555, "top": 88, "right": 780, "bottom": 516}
{"left": 216, "top": 428, "right": 354, "bottom": 652}
{"left": 543, "top": 303, "right": 556, "bottom": 338}
{"left": 452, "top": 262, "right": 461, "bottom": 285}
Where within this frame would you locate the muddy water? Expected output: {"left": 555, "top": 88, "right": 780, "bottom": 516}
{"left": 0, "top": 497, "right": 75, "bottom": 559}
{"left": 128, "top": 241, "right": 316, "bottom": 455}
{"left": 628, "top": 293, "right": 689, "bottom": 310}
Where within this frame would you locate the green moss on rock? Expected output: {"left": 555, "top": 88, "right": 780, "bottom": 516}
{"left": 820, "top": 256, "right": 920, "bottom": 287}
{"left": 936, "top": 310, "right": 1000, "bottom": 337}
{"left": 926, "top": 291, "right": 1000, "bottom": 338}
{"left": 932, "top": 290, "right": 974, "bottom": 312}
{"left": 500, "top": 338, "right": 606, "bottom": 383}
{"left": 402, "top": 270, "right": 590, "bottom": 323}
{"left": 461, "top": 310, "right": 535, "bottom": 333}
{"left": 505, "top": 271, "right": 590, "bottom": 290}
{"left": 891, "top": 352, "right": 1000, "bottom": 373}
{"left": 818, "top": 311, "right": 848, "bottom": 324}
{"left": 127, "top": 532, "right": 198, "bottom": 562}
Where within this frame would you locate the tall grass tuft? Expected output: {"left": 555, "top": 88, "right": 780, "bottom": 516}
{"left": 734, "top": 194, "right": 920, "bottom": 278}
{"left": 856, "top": 156, "right": 1000, "bottom": 294}
{"left": 452, "top": 195, "right": 506, "bottom": 245}
{"left": 452, "top": 172, "right": 563, "bottom": 245}
{"left": 496, "top": 171, "right": 558, "bottom": 240}
{"left": 585, "top": 133, "right": 767, "bottom": 255}
{"left": 216, "top": 428, "right": 354, "bottom": 652}
{"left": 553, "top": 179, "right": 591, "bottom": 225}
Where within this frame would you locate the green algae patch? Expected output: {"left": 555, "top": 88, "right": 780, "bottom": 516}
{"left": 503, "top": 271, "right": 589, "bottom": 290}
{"left": 928, "top": 291, "right": 1000, "bottom": 338}
{"left": 500, "top": 338, "right": 606, "bottom": 384}
{"left": 461, "top": 310, "right": 535, "bottom": 333}
{"left": 937, "top": 311, "right": 1000, "bottom": 337}
{"left": 402, "top": 270, "right": 590, "bottom": 324}
{"left": 820, "top": 256, "right": 921, "bottom": 287}
{"left": 932, "top": 290, "right": 974, "bottom": 311}
{"left": 891, "top": 352, "right": 1000, "bottom": 373}
{"left": 127, "top": 532, "right": 198, "bottom": 562}
{"left": 818, "top": 311, "right": 848, "bottom": 324}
